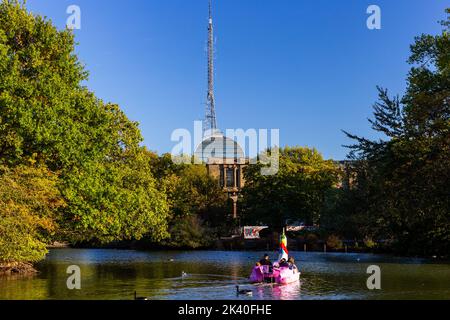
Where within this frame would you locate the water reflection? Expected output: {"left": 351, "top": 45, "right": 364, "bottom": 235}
{"left": 0, "top": 249, "right": 449, "bottom": 300}
{"left": 252, "top": 282, "right": 301, "bottom": 300}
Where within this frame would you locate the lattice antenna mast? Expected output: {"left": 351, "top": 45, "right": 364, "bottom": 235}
{"left": 205, "top": 0, "right": 217, "bottom": 133}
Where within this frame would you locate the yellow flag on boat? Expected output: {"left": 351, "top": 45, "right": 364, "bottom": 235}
{"left": 278, "top": 230, "right": 289, "bottom": 261}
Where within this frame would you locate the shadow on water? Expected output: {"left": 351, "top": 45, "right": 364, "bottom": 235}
{"left": 0, "top": 249, "right": 449, "bottom": 300}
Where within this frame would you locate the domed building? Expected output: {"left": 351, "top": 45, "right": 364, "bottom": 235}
{"left": 194, "top": 133, "right": 245, "bottom": 163}
{"left": 194, "top": 133, "right": 247, "bottom": 219}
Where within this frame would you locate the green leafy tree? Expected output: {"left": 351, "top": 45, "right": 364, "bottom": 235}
{"left": 163, "top": 215, "right": 216, "bottom": 249}
{"left": 342, "top": 10, "right": 450, "bottom": 255}
{"left": 149, "top": 155, "right": 230, "bottom": 248}
{"left": 0, "top": 1, "right": 169, "bottom": 244}
{"left": 241, "top": 147, "right": 339, "bottom": 227}
{"left": 61, "top": 148, "right": 170, "bottom": 243}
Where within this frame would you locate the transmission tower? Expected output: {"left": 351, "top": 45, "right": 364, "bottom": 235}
{"left": 204, "top": 0, "right": 218, "bottom": 134}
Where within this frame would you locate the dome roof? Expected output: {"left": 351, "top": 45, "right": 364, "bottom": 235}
{"left": 194, "top": 133, "right": 245, "bottom": 163}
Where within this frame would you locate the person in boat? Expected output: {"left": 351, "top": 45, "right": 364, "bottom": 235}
{"left": 288, "top": 256, "right": 298, "bottom": 271}
{"left": 259, "top": 254, "right": 272, "bottom": 266}
{"left": 258, "top": 254, "right": 273, "bottom": 274}
{"left": 279, "top": 258, "right": 289, "bottom": 268}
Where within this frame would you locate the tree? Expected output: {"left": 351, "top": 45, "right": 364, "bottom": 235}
{"left": 148, "top": 154, "right": 230, "bottom": 248}
{"left": 342, "top": 9, "right": 450, "bottom": 255}
{"left": 0, "top": 1, "right": 169, "bottom": 244}
{"left": 241, "top": 147, "right": 339, "bottom": 227}
{"left": 60, "top": 148, "right": 170, "bottom": 243}
{"left": 162, "top": 215, "right": 216, "bottom": 249}
{"left": 0, "top": 165, "right": 65, "bottom": 265}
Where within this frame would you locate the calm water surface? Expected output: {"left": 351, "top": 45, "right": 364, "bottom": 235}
{"left": 1, "top": 249, "right": 449, "bottom": 300}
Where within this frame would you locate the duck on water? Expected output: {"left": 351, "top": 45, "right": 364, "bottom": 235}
{"left": 236, "top": 285, "right": 253, "bottom": 296}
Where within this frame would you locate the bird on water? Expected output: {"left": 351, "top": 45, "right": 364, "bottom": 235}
{"left": 134, "top": 291, "right": 149, "bottom": 300}
{"left": 236, "top": 286, "right": 253, "bottom": 296}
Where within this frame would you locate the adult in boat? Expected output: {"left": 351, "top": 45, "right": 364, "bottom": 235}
{"left": 259, "top": 254, "right": 272, "bottom": 266}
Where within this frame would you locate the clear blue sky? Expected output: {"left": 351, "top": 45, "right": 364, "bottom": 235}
{"left": 27, "top": 0, "right": 448, "bottom": 160}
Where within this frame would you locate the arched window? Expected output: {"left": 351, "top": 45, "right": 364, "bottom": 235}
{"left": 226, "top": 167, "right": 234, "bottom": 188}
{"left": 236, "top": 167, "right": 241, "bottom": 188}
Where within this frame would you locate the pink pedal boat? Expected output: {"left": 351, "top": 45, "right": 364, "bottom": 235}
{"left": 250, "top": 230, "right": 300, "bottom": 285}
{"left": 249, "top": 264, "right": 300, "bottom": 285}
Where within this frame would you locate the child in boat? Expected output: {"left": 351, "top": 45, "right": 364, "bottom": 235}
{"left": 288, "top": 257, "right": 298, "bottom": 271}
{"left": 279, "top": 258, "right": 289, "bottom": 268}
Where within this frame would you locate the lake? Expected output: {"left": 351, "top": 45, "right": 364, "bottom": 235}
{"left": 1, "top": 249, "right": 449, "bottom": 300}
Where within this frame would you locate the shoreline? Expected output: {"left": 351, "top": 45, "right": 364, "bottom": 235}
{"left": 0, "top": 262, "right": 38, "bottom": 276}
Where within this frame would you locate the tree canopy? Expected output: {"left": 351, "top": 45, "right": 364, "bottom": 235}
{"left": 241, "top": 147, "right": 339, "bottom": 227}
{"left": 149, "top": 154, "right": 230, "bottom": 248}
{"left": 340, "top": 10, "right": 450, "bottom": 255}
{"left": 0, "top": 1, "right": 169, "bottom": 251}
{"left": 0, "top": 165, "right": 64, "bottom": 263}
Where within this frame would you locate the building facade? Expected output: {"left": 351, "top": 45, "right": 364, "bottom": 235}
{"left": 194, "top": 133, "right": 247, "bottom": 219}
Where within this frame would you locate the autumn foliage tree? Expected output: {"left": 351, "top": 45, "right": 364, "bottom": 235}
{"left": 0, "top": 165, "right": 65, "bottom": 266}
